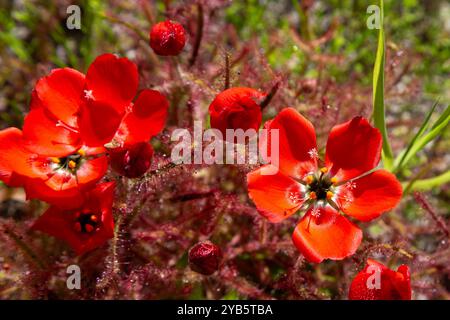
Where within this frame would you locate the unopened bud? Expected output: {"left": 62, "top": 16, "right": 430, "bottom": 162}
{"left": 109, "top": 142, "right": 153, "bottom": 178}
{"left": 188, "top": 241, "right": 222, "bottom": 276}
{"left": 150, "top": 20, "right": 186, "bottom": 56}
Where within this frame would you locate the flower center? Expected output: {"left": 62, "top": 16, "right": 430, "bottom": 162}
{"left": 308, "top": 178, "right": 332, "bottom": 200}
{"left": 50, "top": 149, "right": 86, "bottom": 173}
{"left": 301, "top": 167, "right": 340, "bottom": 211}
{"left": 73, "top": 211, "right": 99, "bottom": 234}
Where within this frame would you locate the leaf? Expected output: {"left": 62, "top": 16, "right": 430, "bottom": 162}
{"left": 393, "top": 99, "right": 440, "bottom": 171}
{"left": 372, "top": 0, "right": 394, "bottom": 170}
{"left": 397, "top": 104, "right": 450, "bottom": 170}
{"left": 222, "top": 290, "right": 240, "bottom": 300}
{"left": 403, "top": 170, "right": 450, "bottom": 193}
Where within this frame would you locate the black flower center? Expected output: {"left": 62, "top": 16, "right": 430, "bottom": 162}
{"left": 308, "top": 178, "right": 333, "bottom": 200}
{"left": 50, "top": 150, "right": 85, "bottom": 173}
{"left": 73, "top": 212, "right": 99, "bottom": 234}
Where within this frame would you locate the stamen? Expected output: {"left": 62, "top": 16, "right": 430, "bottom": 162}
{"left": 309, "top": 192, "right": 317, "bottom": 200}
{"left": 330, "top": 177, "right": 338, "bottom": 184}
{"left": 305, "top": 175, "right": 314, "bottom": 185}
{"left": 68, "top": 160, "right": 77, "bottom": 169}
{"left": 90, "top": 215, "right": 98, "bottom": 222}
{"left": 77, "top": 149, "right": 86, "bottom": 157}
{"left": 50, "top": 157, "right": 60, "bottom": 164}
{"left": 311, "top": 207, "right": 321, "bottom": 218}
{"left": 85, "top": 224, "right": 94, "bottom": 233}
{"left": 345, "top": 181, "right": 357, "bottom": 190}
{"left": 326, "top": 191, "right": 334, "bottom": 200}
{"left": 308, "top": 148, "right": 319, "bottom": 160}
{"left": 320, "top": 167, "right": 328, "bottom": 174}
{"left": 84, "top": 89, "right": 94, "bottom": 100}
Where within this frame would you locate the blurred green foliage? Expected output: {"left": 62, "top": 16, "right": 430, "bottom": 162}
{"left": 224, "top": 0, "right": 449, "bottom": 95}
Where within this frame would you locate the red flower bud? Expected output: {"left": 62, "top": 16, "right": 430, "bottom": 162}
{"left": 349, "top": 259, "right": 411, "bottom": 300}
{"left": 209, "top": 87, "right": 265, "bottom": 139}
{"left": 150, "top": 20, "right": 186, "bottom": 56}
{"left": 109, "top": 142, "right": 153, "bottom": 178}
{"left": 188, "top": 241, "right": 222, "bottom": 276}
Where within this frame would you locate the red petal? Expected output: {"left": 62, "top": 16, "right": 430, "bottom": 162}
{"left": 349, "top": 259, "right": 411, "bottom": 300}
{"left": 339, "top": 170, "right": 402, "bottom": 222}
{"left": 0, "top": 128, "right": 28, "bottom": 186}
{"left": 86, "top": 181, "right": 116, "bottom": 217}
{"left": 24, "top": 178, "right": 84, "bottom": 209}
{"left": 34, "top": 68, "right": 85, "bottom": 128}
{"left": 114, "top": 89, "right": 169, "bottom": 145}
{"left": 78, "top": 100, "right": 124, "bottom": 147}
{"left": 75, "top": 156, "right": 109, "bottom": 187}
{"left": 85, "top": 53, "right": 138, "bottom": 113}
{"left": 247, "top": 165, "right": 304, "bottom": 222}
{"left": 22, "top": 107, "right": 81, "bottom": 157}
{"left": 262, "top": 108, "right": 317, "bottom": 179}
{"left": 0, "top": 128, "right": 49, "bottom": 186}
{"left": 325, "top": 116, "right": 382, "bottom": 181}
{"left": 395, "top": 265, "right": 412, "bottom": 300}
{"left": 292, "top": 207, "right": 362, "bottom": 263}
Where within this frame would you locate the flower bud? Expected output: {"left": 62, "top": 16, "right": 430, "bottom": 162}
{"left": 150, "top": 20, "right": 186, "bottom": 56}
{"left": 188, "top": 241, "right": 222, "bottom": 276}
{"left": 109, "top": 142, "right": 153, "bottom": 178}
{"left": 349, "top": 259, "right": 411, "bottom": 300}
{"left": 208, "top": 87, "right": 265, "bottom": 140}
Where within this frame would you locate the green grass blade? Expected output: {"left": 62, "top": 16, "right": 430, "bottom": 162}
{"left": 372, "top": 0, "right": 394, "bottom": 170}
{"left": 393, "top": 99, "right": 440, "bottom": 172}
{"left": 398, "top": 104, "right": 450, "bottom": 169}
{"left": 431, "top": 103, "right": 450, "bottom": 130}
{"left": 403, "top": 170, "right": 450, "bottom": 193}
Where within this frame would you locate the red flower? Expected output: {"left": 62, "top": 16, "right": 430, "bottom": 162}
{"left": 32, "top": 182, "right": 116, "bottom": 255}
{"left": 150, "top": 20, "right": 186, "bottom": 56}
{"left": 109, "top": 142, "right": 153, "bottom": 178}
{"left": 349, "top": 259, "right": 411, "bottom": 300}
{"left": 0, "top": 54, "right": 168, "bottom": 207}
{"left": 209, "top": 87, "right": 266, "bottom": 138}
{"left": 247, "top": 108, "right": 402, "bottom": 263}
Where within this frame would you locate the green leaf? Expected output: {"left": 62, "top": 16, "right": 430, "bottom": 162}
{"left": 431, "top": 103, "right": 450, "bottom": 130}
{"left": 393, "top": 99, "right": 440, "bottom": 172}
{"left": 372, "top": 0, "right": 394, "bottom": 170}
{"left": 397, "top": 104, "right": 450, "bottom": 170}
{"left": 403, "top": 170, "right": 450, "bottom": 193}
{"left": 222, "top": 290, "right": 240, "bottom": 300}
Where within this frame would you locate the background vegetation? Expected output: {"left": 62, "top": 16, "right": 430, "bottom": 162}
{"left": 0, "top": 0, "right": 449, "bottom": 299}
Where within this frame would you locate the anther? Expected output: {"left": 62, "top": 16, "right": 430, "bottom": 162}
{"left": 85, "top": 224, "right": 94, "bottom": 233}
{"left": 326, "top": 191, "right": 334, "bottom": 200}
{"left": 50, "top": 157, "right": 60, "bottom": 164}
{"left": 320, "top": 167, "right": 328, "bottom": 174}
{"left": 305, "top": 175, "right": 314, "bottom": 184}
{"left": 309, "top": 192, "right": 317, "bottom": 200}
{"left": 77, "top": 149, "right": 86, "bottom": 157}
{"left": 68, "top": 160, "right": 77, "bottom": 170}
{"left": 330, "top": 177, "right": 338, "bottom": 184}
{"left": 90, "top": 215, "right": 98, "bottom": 222}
